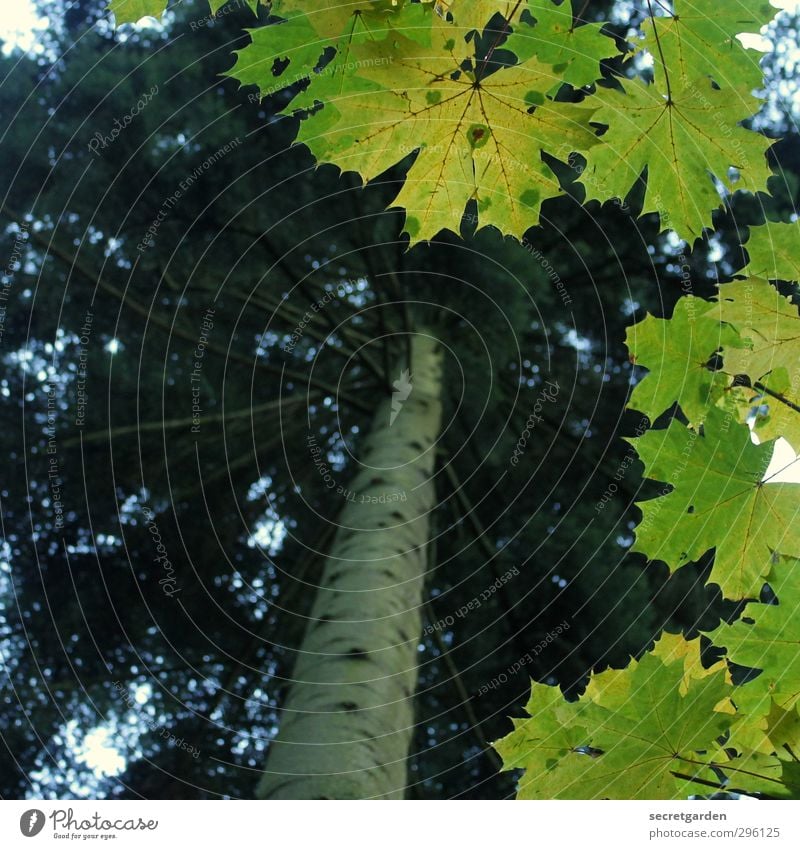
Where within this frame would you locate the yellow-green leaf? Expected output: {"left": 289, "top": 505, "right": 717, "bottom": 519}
{"left": 744, "top": 221, "right": 800, "bottom": 281}
{"left": 630, "top": 409, "right": 800, "bottom": 600}
{"left": 437, "top": 0, "right": 523, "bottom": 37}
{"left": 495, "top": 651, "right": 733, "bottom": 799}
{"left": 714, "top": 277, "right": 800, "bottom": 449}
{"left": 641, "top": 0, "right": 775, "bottom": 90}
{"left": 580, "top": 76, "right": 772, "bottom": 243}
{"left": 209, "top": 0, "right": 260, "bottom": 13}
{"left": 107, "top": 0, "right": 167, "bottom": 25}
{"left": 294, "top": 9, "right": 598, "bottom": 243}
{"left": 626, "top": 296, "right": 744, "bottom": 424}
{"left": 505, "top": 0, "right": 618, "bottom": 88}
{"left": 709, "top": 561, "right": 800, "bottom": 710}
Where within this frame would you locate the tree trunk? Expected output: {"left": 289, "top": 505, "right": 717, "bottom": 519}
{"left": 257, "top": 334, "right": 443, "bottom": 799}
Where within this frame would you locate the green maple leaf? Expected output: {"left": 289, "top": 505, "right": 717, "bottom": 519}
{"left": 504, "top": 0, "right": 618, "bottom": 88}
{"left": 715, "top": 753, "right": 796, "bottom": 798}
{"left": 649, "top": 631, "right": 729, "bottom": 692}
{"left": 744, "top": 221, "right": 800, "bottom": 281}
{"left": 496, "top": 652, "right": 733, "bottom": 799}
{"left": 107, "top": 0, "right": 167, "bottom": 25}
{"left": 781, "top": 762, "right": 800, "bottom": 796}
{"left": 210, "top": 0, "right": 260, "bottom": 13}
{"left": 291, "top": 7, "right": 597, "bottom": 243}
{"left": 714, "top": 277, "right": 800, "bottom": 449}
{"left": 437, "top": 0, "right": 523, "bottom": 37}
{"left": 716, "top": 278, "right": 800, "bottom": 380}
{"left": 730, "top": 685, "right": 800, "bottom": 760}
{"left": 726, "top": 681, "right": 780, "bottom": 755}
{"left": 492, "top": 684, "right": 588, "bottom": 790}
{"left": 641, "top": 0, "right": 775, "bottom": 90}
{"left": 110, "top": 0, "right": 260, "bottom": 26}
{"left": 626, "top": 296, "right": 743, "bottom": 424}
{"left": 709, "top": 561, "right": 800, "bottom": 710}
{"left": 227, "top": 0, "right": 403, "bottom": 97}
{"left": 580, "top": 76, "right": 773, "bottom": 243}
{"left": 630, "top": 408, "right": 800, "bottom": 600}
{"left": 763, "top": 700, "right": 800, "bottom": 757}
{"left": 721, "top": 658, "right": 800, "bottom": 776}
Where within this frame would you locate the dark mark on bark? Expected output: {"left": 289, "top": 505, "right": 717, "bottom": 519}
{"left": 348, "top": 648, "right": 370, "bottom": 660}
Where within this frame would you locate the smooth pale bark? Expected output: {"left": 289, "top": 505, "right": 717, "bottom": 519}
{"left": 257, "top": 334, "right": 443, "bottom": 799}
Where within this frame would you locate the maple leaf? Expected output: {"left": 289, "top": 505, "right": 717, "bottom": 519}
{"left": 227, "top": 1, "right": 403, "bottom": 97}
{"left": 728, "top": 681, "right": 800, "bottom": 757}
{"left": 291, "top": 7, "right": 598, "bottom": 243}
{"left": 713, "top": 277, "right": 800, "bottom": 450}
{"left": 709, "top": 561, "right": 800, "bottom": 710}
{"left": 626, "top": 296, "right": 744, "bottom": 424}
{"left": 580, "top": 76, "right": 773, "bottom": 243}
{"left": 781, "top": 762, "right": 800, "bottom": 796}
{"left": 743, "top": 221, "right": 800, "bottom": 281}
{"left": 436, "top": 0, "right": 523, "bottom": 38}
{"left": 496, "top": 652, "right": 733, "bottom": 799}
{"left": 504, "top": 0, "right": 618, "bottom": 88}
{"left": 649, "top": 632, "right": 730, "bottom": 695}
{"left": 581, "top": 633, "right": 730, "bottom": 710}
{"left": 641, "top": 0, "right": 775, "bottom": 91}
{"left": 209, "top": 0, "right": 260, "bottom": 13}
{"left": 106, "top": 0, "right": 168, "bottom": 25}
{"left": 629, "top": 408, "right": 800, "bottom": 600}
{"left": 715, "top": 279, "right": 800, "bottom": 381}
{"left": 763, "top": 699, "right": 800, "bottom": 756}
{"left": 492, "top": 684, "right": 588, "bottom": 790}
{"left": 713, "top": 752, "right": 796, "bottom": 798}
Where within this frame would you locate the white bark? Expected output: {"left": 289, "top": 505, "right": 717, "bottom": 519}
{"left": 257, "top": 334, "right": 443, "bottom": 799}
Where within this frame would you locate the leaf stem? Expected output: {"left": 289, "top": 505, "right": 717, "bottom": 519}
{"left": 575, "top": 0, "right": 592, "bottom": 29}
{"left": 646, "top": 0, "right": 673, "bottom": 105}
{"left": 755, "top": 381, "right": 800, "bottom": 416}
{"left": 650, "top": 0, "right": 674, "bottom": 16}
{"left": 478, "top": 0, "right": 523, "bottom": 79}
